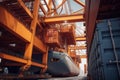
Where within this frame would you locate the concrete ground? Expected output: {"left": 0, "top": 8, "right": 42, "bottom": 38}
{"left": 41, "top": 76, "right": 87, "bottom": 80}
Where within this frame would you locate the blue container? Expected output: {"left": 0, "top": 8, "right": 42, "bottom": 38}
{"left": 88, "top": 18, "right": 120, "bottom": 80}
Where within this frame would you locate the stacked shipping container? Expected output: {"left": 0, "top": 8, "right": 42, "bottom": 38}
{"left": 88, "top": 18, "right": 120, "bottom": 80}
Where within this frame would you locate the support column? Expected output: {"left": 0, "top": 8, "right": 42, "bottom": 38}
{"left": 67, "top": 46, "right": 71, "bottom": 56}
{"left": 22, "top": 0, "right": 40, "bottom": 71}
{"left": 41, "top": 47, "right": 49, "bottom": 73}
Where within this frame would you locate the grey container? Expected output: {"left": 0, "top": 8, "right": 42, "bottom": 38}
{"left": 88, "top": 18, "right": 120, "bottom": 80}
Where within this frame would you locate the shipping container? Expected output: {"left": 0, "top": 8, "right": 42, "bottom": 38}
{"left": 44, "top": 29, "right": 62, "bottom": 48}
{"left": 60, "top": 24, "right": 76, "bottom": 45}
{"left": 88, "top": 18, "right": 120, "bottom": 80}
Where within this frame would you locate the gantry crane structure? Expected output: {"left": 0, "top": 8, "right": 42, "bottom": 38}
{"left": 0, "top": 0, "right": 86, "bottom": 78}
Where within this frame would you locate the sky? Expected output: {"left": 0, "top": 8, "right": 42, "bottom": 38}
{"left": 55, "top": 0, "right": 84, "bottom": 14}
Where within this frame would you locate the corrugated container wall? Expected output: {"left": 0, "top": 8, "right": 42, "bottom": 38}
{"left": 88, "top": 18, "right": 120, "bottom": 80}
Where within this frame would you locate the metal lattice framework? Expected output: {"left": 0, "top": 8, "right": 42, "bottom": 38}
{"left": 0, "top": 0, "right": 86, "bottom": 78}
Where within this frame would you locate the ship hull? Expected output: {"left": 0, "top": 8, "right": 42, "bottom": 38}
{"left": 47, "top": 51, "right": 79, "bottom": 77}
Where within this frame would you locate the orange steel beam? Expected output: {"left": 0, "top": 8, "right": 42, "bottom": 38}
{"left": 0, "top": 7, "right": 32, "bottom": 43}
{"left": 47, "top": 0, "right": 66, "bottom": 15}
{"left": 72, "top": 8, "right": 84, "bottom": 14}
{"left": 56, "top": 0, "right": 66, "bottom": 10}
{"left": 39, "top": 2, "right": 47, "bottom": 15}
{"left": 32, "top": 62, "right": 46, "bottom": 68}
{"left": 41, "top": 47, "right": 49, "bottom": 72}
{"left": 17, "top": 0, "right": 33, "bottom": 19}
{"left": 43, "top": 0, "right": 49, "bottom": 11}
{"left": 84, "top": 64, "right": 87, "bottom": 73}
{"left": 52, "top": 0, "right": 57, "bottom": 15}
{"left": 76, "top": 37, "right": 86, "bottom": 41}
{"left": 47, "top": 0, "right": 53, "bottom": 16}
{"left": 18, "top": 0, "right": 42, "bottom": 29}
{"left": 69, "top": 46, "right": 86, "bottom": 50}
{"left": 0, "top": 7, "right": 46, "bottom": 53}
{"left": 42, "top": 47, "right": 48, "bottom": 65}
{"left": 44, "top": 14, "right": 84, "bottom": 23}
{"left": 80, "top": 55, "right": 87, "bottom": 58}
{"left": 34, "top": 36, "right": 46, "bottom": 53}
{"left": 74, "top": 0, "right": 85, "bottom": 7}
{"left": 0, "top": 53, "right": 45, "bottom": 68}
{"left": 70, "top": 54, "right": 76, "bottom": 58}
{"left": 37, "top": 21, "right": 43, "bottom": 30}
{"left": 48, "top": 0, "right": 52, "bottom": 11}
{"left": 24, "top": 0, "right": 40, "bottom": 60}
{"left": 0, "top": 53, "right": 27, "bottom": 64}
